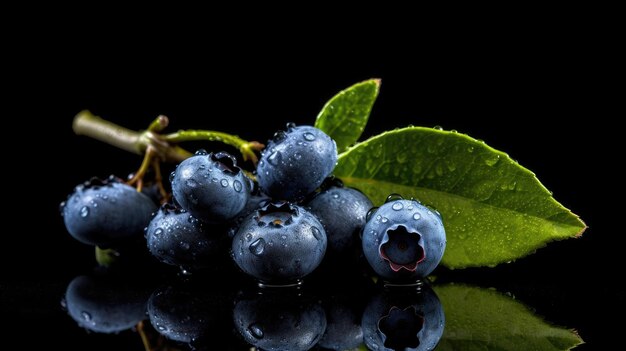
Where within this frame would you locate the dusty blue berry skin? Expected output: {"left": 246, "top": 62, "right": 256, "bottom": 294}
{"left": 171, "top": 151, "right": 251, "bottom": 223}
{"left": 61, "top": 178, "right": 157, "bottom": 246}
{"left": 362, "top": 199, "right": 446, "bottom": 282}
{"left": 307, "top": 185, "right": 372, "bottom": 255}
{"left": 232, "top": 202, "right": 327, "bottom": 284}
{"left": 233, "top": 289, "right": 326, "bottom": 351}
{"left": 256, "top": 125, "right": 337, "bottom": 201}
{"left": 65, "top": 275, "right": 149, "bottom": 334}
{"left": 361, "top": 284, "right": 445, "bottom": 351}
{"left": 146, "top": 205, "right": 227, "bottom": 270}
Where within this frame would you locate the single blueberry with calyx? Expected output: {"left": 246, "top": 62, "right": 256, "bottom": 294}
{"left": 170, "top": 150, "right": 251, "bottom": 223}
{"left": 256, "top": 124, "right": 338, "bottom": 201}
{"left": 362, "top": 195, "right": 446, "bottom": 282}
{"left": 61, "top": 176, "right": 157, "bottom": 246}
{"left": 231, "top": 202, "right": 327, "bottom": 285}
{"left": 306, "top": 179, "right": 373, "bottom": 256}
{"left": 146, "top": 204, "right": 228, "bottom": 271}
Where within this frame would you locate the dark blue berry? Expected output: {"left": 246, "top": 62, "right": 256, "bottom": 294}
{"left": 148, "top": 284, "right": 229, "bottom": 343}
{"left": 257, "top": 125, "right": 337, "bottom": 201}
{"left": 64, "top": 275, "right": 150, "bottom": 334}
{"left": 361, "top": 283, "right": 445, "bottom": 351}
{"left": 146, "top": 204, "right": 228, "bottom": 270}
{"left": 306, "top": 185, "right": 372, "bottom": 256}
{"left": 318, "top": 297, "right": 364, "bottom": 350}
{"left": 231, "top": 202, "right": 327, "bottom": 284}
{"left": 171, "top": 151, "right": 251, "bottom": 223}
{"left": 61, "top": 178, "right": 157, "bottom": 246}
{"left": 362, "top": 198, "right": 446, "bottom": 282}
{"left": 233, "top": 288, "right": 326, "bottom": 351}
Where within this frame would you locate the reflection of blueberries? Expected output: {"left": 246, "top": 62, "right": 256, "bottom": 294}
{"left": 317, "top": 298, "right": 364, "bottom": 350}
{"left": 64, "top": 275, "right": 150, "bottom": 334}
{"left": 362, "top": 283, "right": 445, "bottom": 351}
{"left": 61, "top": 177, "right": 157, "bottom": 246}
{"left": 233, "top": 288, "right": 326, "bottom": 351}
{"left": 306, "top": 184, "right": 372, "bottom": 256}
{"left": 147, "top": 283, "right": 230, "bottom": 344}
{"left": 362, "top": 198, "right": 446, "bottom": 282}
{"left": 232, "top": 202, "right": 327, "bottom": 284}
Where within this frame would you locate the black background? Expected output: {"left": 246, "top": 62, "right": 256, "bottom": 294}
{"left": 5, "top": 28, "right": 621, "bottom": 349}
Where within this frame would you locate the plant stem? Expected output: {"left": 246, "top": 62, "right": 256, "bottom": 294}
{"left": 73, "top": 110, "right": 144, "bottom": 155}
{"left": 72, "top": 110, "right": 263, "bottom": 164}
{"left": 165, "top": 130, "right": 264, "bottom": 164}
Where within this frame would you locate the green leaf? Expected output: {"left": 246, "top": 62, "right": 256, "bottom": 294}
{"left": 314, "top": 79, "right": 380, "bottom": 153}
{"left": 335, "top": 127, "right": 586, "bottom": 268}
{"left": 434, "top": 284, "right": 583, "bottom": 350}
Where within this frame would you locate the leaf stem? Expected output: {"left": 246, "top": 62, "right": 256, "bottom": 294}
{"left": 164, "top": 130, "right": 264, "bottom": 164}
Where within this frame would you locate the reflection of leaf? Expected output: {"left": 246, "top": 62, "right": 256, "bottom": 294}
{"left": 335, "top": 127, "right": 586, "bottom": 268}
{"left": 314, "top": 79, "right": 380, "bottom": 153}
{"left": 434, "top": 284, "right": 582, "bottom": 350}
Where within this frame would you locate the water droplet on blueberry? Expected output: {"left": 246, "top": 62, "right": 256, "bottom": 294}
{"left": 303, "top": 132, "right": 316, "bottom": 141}
{"left": 79, "top": 206, "right": 89, "bottom": 218}
{"left": 250, "top": 238, "right": 266, "bottom": 256}
{"left": 386, "top": 194, "right": 404, "bottom": 203}
{"left": 267, "top": 151, "right": 282, "bottom": 166}
{"left": 248, "top": 323, "right": 264, "bottom": 339}
{"left": 81, "top": 311, "right": 92, "bottom": 322}
{"left": 311, "top": 227, "right": 322, "bottom": 241}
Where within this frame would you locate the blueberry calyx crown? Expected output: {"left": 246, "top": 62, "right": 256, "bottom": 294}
{"left": 379, "top": 224, "right": 426, "bottom": 272}
{"left": 377, "top": 305, "right": 424, "bottom": 350}
{"left": 254, "top": 202, "right": 299, "bottom": 228}
{"left": 59, "top": 175, "right": 123, "bottom": 213}
{"left": 210, "top": 151, "right": 240, "bottom": 175}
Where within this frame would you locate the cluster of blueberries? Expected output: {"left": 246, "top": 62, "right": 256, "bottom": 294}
{"left": 61, "top": 124, "right": 446, "bottom": 284}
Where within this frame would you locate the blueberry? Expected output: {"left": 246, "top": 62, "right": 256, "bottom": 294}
{"left": 146, "top": 204, "right": 228, "bottom": 271}
{"left": 306, "top": 184, "right": 372, "bottom": 256}
{"left": 227, "top": 182, "right": 271, "bottom": 238}
{"left": 361, "top": 283, "right": 445, "bottom": 351}
{"left": 64, "top": 275, "right": 150, "bottom": 334}
{"left": 257, "top": 125, "right": 337, "bottom": 201}
{"left": 233, "top": 288, "right": 326, "bottom": 351}
{"left": 231, "top": 202, "right": 327, "bottom": 284}
{"left": 171, "top": 151, "right": 251, "bottom": 223}
{"left": 148, "top": 283, "right": 230, "bottom": 343}
{"left": 61, "top": 177, "right": 157, "bottom": 246}
{"left": 362, "top": 197, "right": 446, "bottom": 282}
{"left": 318, "top": 297, "right": 364, "bottom": 350}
